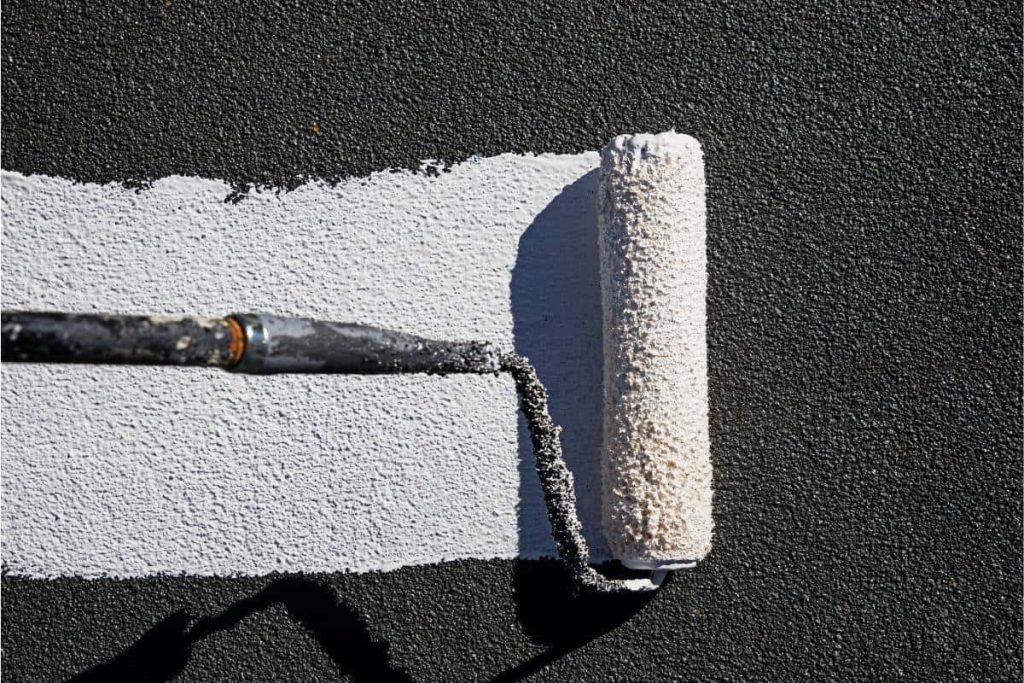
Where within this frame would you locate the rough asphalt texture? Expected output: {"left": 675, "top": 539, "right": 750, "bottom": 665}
{"left": 2, "top": 0, "right": 1021, "bottom": 681}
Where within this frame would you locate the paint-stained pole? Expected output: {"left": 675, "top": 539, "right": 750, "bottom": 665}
{"left": 1, "top": 311, "right": 501, "bottom": 375}
{"left": 0, "top": 312, "right": 244, "bottom": 367}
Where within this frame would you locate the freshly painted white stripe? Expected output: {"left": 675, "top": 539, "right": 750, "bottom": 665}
{"left": 0, "top": 152, "right": 608, "bottom": 578}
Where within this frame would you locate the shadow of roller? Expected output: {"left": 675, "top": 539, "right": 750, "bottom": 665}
{"left": 502, "top": 169, "right": 658, "bottom": 680}
{"left": 510, "top": 168, "right": 605, "bottom": 559}
{"left": 492, "top": 561, "right": 663, "bottom": 683}
{"left": 68, "top": 576, "right": 410, "bottom": 683}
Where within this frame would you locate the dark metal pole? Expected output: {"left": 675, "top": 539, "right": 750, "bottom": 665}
{"left": 1, "top": 311, "right": 500, "bottom": 375}
{"left": 1, "top": 312, "right": 243, "bottom": 367}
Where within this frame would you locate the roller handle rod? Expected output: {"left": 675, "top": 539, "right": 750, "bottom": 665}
{"left": 1, "top": 311, "right": 500, "bottom": 375}
{"left": 1, "top": 312, "right": 242, "bottom": 368}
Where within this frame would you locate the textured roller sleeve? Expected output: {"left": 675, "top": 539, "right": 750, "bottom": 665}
{"left": 599, "top": 131, "right": 713, "bottom": 570}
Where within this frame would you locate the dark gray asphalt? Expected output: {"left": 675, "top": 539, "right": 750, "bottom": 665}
{"left": 2, "top": 0, "right": 1021, "bottom": 681}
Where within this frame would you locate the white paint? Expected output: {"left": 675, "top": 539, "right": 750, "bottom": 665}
{"left": 598, "top": 132, "right": 712, "bottom": 566}
{"left": 0, "top": 151, "right": 612, "bottom": 578}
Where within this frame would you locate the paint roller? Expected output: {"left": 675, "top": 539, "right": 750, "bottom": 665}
{"left": 1, "top": 131, "right": 712, "bottom": 593}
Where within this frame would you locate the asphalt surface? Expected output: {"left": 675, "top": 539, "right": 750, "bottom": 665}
{"left": 2, "top": 0, "right": 1021, "bottom": 681}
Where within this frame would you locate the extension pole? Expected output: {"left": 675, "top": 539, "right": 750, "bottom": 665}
{"left": 0, "top": 312, "right": 500, "bottom": 375}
